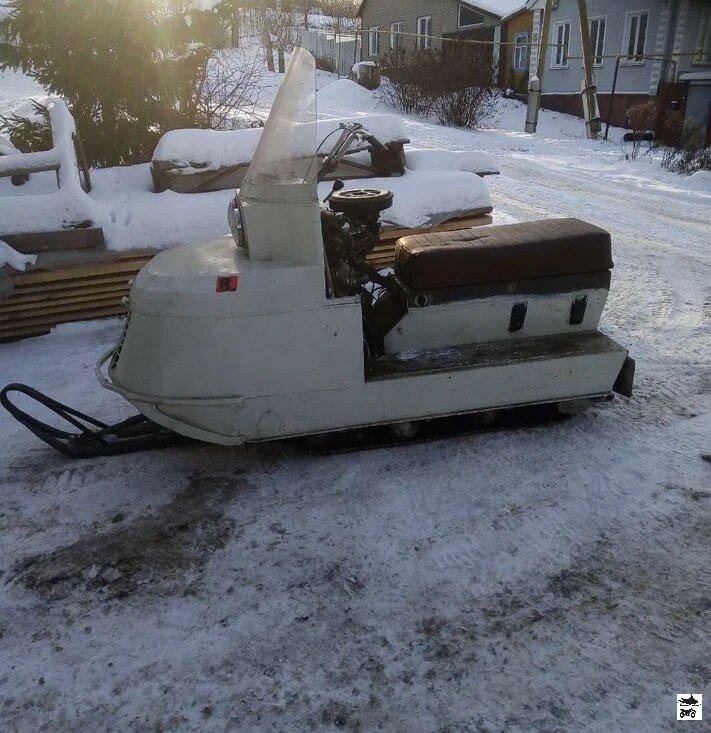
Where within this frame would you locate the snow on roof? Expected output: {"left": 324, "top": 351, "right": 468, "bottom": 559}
{"left": 464, "top": 0, "right": 528, "bottom": 18}
{"left": 359, "top": 0, "right": 528, "bottom": 21}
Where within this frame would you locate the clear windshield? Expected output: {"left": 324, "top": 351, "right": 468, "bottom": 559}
{"left": 241, "top": 48, "right": 317, "bottom": 194}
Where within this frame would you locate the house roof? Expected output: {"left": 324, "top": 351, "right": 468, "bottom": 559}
{"left": 358, "top": 0, "right": 527, "bottom": 20}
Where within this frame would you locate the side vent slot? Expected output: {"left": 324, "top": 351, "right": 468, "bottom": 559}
{"left": 509, "top": 301, "right": 528, "bottom": 332}
{"left": 570, "top": 295, "right": 588, "bottom": 325}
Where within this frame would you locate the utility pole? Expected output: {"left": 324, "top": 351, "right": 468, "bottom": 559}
{"left": 577, "top": 0, "right": 601, "bottom": 138}
{"left": 525, "top": 0, "right": 553, "bottom": 134}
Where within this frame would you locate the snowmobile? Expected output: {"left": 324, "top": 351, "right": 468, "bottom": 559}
{"left": 2, "top": 49, "right": 634, "bottom": 457}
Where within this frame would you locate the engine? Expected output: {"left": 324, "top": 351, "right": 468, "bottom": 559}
{"left": 321, "top": 188, "right": 394, "bottom": 297}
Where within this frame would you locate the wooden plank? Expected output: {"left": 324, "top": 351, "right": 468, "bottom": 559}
{"left": 30, "top": 248, "right": 154, "bottom": 268}
{"left": 11, "top": 273, "right": 138, "bottom": 296}
{"left": 0, "top": 295, "right": 126, "bottom": 323}
{"left": 3, "top": 227, "right": 106, "bottom": 254}
{"left": 367, "top": 215, "right": 495, "bottom": 268}
{"left": 379, "top": 214, "right": 493, "bottom": 242}
{"left": 3, "top": 282, "right": 129, "bottom": 306}
{"left": 9, "top": 257, "right": 152, "bottom": 286}
{"left": 0, "top": 288, "right": 127, "bottom": 314}
{"left": 0, "top": 304, "right": 126, "bottom": 333}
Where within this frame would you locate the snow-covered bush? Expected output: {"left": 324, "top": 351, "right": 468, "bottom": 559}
{"left": 655, "top": 109, "right": 710, "bottom": 175}
{"left": 379, "top": 48, "right": 438, "bottom": 116}
{"left": 624, "top": 101, "right": 657, "bottom": 161}
{"left": 380, "top": 44, "right": 496, "bottom": 129}
{"left": 662, "top": 142, "right": 711, "bottom": 175}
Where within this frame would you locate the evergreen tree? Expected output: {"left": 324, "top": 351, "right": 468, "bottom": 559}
{"left": 0, "top": 0, "right": 227, "bottom": 165}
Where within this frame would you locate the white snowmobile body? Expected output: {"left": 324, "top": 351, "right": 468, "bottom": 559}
{"left": 100, "top": 49, "right": 633, "bottom": 446}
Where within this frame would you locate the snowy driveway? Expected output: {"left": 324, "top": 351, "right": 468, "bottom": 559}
{"left": 1, "top": 100, "right": 710, "bottom": 732}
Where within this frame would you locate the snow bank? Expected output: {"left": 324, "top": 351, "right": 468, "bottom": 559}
{"left": 0, "top": 133, "right": 19, "bottom": 157}
{"left": 153, "top": 127, "right": 262, "bottom": 170}
{"left": 317, "top": 79, "right": 381, "bottom": 114}
{"left": 91, "top": 164, "right": 233, "bottom": 252}
{"left": 406, "top": 148, "right": 499, "bottom": 176}
{"left": 0, "top": 240, "right": 37, "bottom": 271}
{"left": 686, "top": 170, "right": 711, "bottom": 193}
{"left": 0, "top": 188, "right": 99, "bottom": 237}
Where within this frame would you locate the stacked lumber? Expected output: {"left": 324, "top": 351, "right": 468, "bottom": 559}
{"left": 367, "top": 214, "right": 492, "bottom": 269}
{"left": 1, "top": 251, "right": 154, "bottom": 342}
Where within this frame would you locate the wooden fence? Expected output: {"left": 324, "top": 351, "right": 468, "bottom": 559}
{"left": 300, "top": 30, "right": 361, "bottom": 79}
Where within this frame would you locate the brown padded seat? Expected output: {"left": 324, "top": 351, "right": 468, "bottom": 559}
{"left": 394, "top": 218, "right": 613, "bottom": 291}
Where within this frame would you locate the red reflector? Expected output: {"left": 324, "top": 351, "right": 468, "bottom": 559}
{"left": 216, "top": 275, "right": 238, "bottom": 293}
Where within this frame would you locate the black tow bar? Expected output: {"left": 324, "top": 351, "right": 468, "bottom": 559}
{"left": 1, "top": 383, "right": 180, "bottom": 459}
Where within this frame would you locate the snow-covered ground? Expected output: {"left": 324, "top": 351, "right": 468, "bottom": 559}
{"left": 0, "top": 68, "right": 48, "bottom": 118}
{"left": 1, "top": 69, "right": 710, "bottom": 732}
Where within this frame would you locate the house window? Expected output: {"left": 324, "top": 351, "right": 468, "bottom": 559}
{"left": 624, "top": 11, "right": 648, "bottom": 62}
{"left": 512, "top": 32, "right": 529, "bottom": 71}
{"left": 390, "top": 21, "right": 403, "bottom": 50}
{"left": 368, "top": 26, "right": 380, "bottom": 56}
{"left": 693, "top": 8, "right": 711, "bottom": 65}
{"left": 590, "top": 16, "right": 606, "bottom": 66}
{"left": 551, "top": 21, "right": 570, "bottom": 68}
{"left": 417, "top": 15, "right": 432, "bottom": 50}
{"left": 458, "top": 4, "right": 484, "bottom": 28}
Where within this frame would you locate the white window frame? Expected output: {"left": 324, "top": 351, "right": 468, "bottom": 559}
{"left": 458, "top": 4, "right": 483, "bottom": 29}
{"left": 416, "top": 15, "right": 432, "bottom": 50}
{"left": 550, "top": 20, "right": 571, "bottom": 69}
{"left": 390, "top": 21, "right": 404, "bottom": 51}
{"left": 368, "top": 25, "right": 380, "bottom": 57}
{"left": 512, "top": 31, "right": 529, "bottom": 71}
{"left": 589, "top": 15, "right": 606, "bottom": 67}
{"left": 693, "top": 8, "right": 711, "bottom": 66}
{"left": 622, "top": 10, "right": 648, "bottom": 65}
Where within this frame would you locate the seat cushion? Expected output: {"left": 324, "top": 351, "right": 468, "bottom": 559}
{"left": 394, "top": 218, "right": 613, "bottom": 291}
